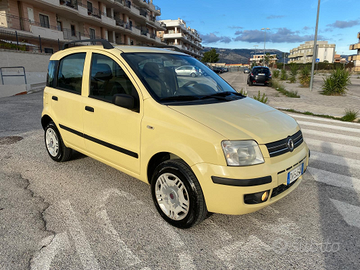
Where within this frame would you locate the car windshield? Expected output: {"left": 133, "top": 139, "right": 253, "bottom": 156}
{"left": 122, "top": 52, "right": 242, "bottom": 104}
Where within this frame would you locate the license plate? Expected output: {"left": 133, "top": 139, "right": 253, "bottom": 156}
{"left": 287, "top": 163, "right": 304, "bottom": 185}
{"left": 258, "top": 73, "right": 265, "bottom": 75}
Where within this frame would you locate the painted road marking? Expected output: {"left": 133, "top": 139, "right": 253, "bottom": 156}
{"left": 302, "top": 129, "right": 360, "bottom": 143}
{"left": 331, "top": 199, "right": 360, "bottom": 229}
{"left": 288, "top": 113, "right": 360, "bottom": 127}
{"left": 30, "top": 233, "right": 70, "bottom": 270}
{"left": 305, "top": 138, "right": 360, "bottom": 155}
{"left": 308, "top": 167, "right": 360, "bottom": 193}
{"left": 60, "top": 200, "right": 100, "bottom": 270}
{"left": 309, "top": 151, "right": 360, "bottom": 167}
{"left": 297, "top": 121, "right": 360, "bottom": 134}
{"left": 179, "top": 251, "right": 196, "bottom": 270}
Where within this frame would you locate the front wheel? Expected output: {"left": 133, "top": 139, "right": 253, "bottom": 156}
{"left": 44, "top": 121, "right": 72, "bottom": 162}
{"left": 151, "top": 160, "right": 207, "bottom": 228}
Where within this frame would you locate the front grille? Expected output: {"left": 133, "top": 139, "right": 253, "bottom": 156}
{"left": 265, "top": 130, "right": 303, "bottom": 158}
{"left": 271, "top": 179, "right": 298, "bottom": 198}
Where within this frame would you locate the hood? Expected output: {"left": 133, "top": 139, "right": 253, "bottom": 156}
{"left": 169, "top": 98, "right": 299, "bottom": 144}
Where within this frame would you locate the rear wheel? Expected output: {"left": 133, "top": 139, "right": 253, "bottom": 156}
{"left": 44, "top": 121, "right": 72, "bottom": 162}
{"left": 151, "top": 160, "right": 207, "bottom": 228}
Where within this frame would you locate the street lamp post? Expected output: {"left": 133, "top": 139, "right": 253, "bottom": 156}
{"left": 261, "top": 28, "right": 270, "bottom": 66}
{"left": 253, "top": 45, "right": 258, "bottom": 66}
{"left": 310, "top": 0, "right": 321, "bottom": 91}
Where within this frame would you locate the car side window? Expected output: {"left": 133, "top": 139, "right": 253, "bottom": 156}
{"left": 57, "top": 53, "right": 86, "bottom": 94}
{"left": 89, "top": 53, "right": 139, "bottom": 111}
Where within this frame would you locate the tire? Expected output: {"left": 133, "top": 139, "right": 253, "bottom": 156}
{"left": 151, "top": 160, "right": 208, "bottom": 228}
{"left": 190, "top": 73, "right": 196, "bottom": 77}
{"left": 44, "top": 121, "right": 72, "bottom": 162}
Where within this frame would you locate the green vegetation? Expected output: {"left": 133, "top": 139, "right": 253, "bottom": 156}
{"left": 341, "top": 109, "right": 358, "bottom": 122}
{"left": 271, "top": 79, "right": 300, "bottom": 98}
{"left": 253, "top": 91, "right": 268, "bottom": 104}
{"left": 272, "top": 69, "right": 280, "bottom": 79}
{"left": 280, "top": 69, "right": 287, "bottom": 80}
{"left": 239, "top": 88, "right": 248, "bottom": 96}
{"left": 0, "top": 42, "right": 26, "bottom": 51}
{"left": 289, "top": 63, "right": 298, "bottom": 83}
{"left": 201, "top": 48, "right": 219, "bottom": 63}
{"left": 321, "top": 68, "right": 351, "bottom": 95}
{"left": 299, "top": 66, "right": 311, "bottom": 87}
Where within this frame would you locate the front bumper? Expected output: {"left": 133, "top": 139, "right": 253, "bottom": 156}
{"left": 191, "top": 142, "right": 309, "bottom": 215}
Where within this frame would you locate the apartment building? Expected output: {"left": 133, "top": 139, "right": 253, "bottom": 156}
{"left": 349, "top": 32, "right": 360, "bottom": 72}
{"left": 288, "top": 41, "right": 335, "bottom": 64}
{"left": 157, "top": 18, "right": 203, "bottom": 59}
{"left": 0, "top": 0, "right": 166, "bottom": 53}
{"left": 250, "top": 54, "right": 278, "bottom": 66}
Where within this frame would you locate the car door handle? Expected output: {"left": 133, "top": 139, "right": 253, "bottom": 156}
{"left": 85, "top": 106, "right": 94, "bottom": 112}
{"left": 52, "top": 96, "right": 58, "bottom": 101}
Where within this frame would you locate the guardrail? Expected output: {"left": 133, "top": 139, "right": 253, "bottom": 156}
{"left": 0, "top": 66, "right": 27, "bottom": 85}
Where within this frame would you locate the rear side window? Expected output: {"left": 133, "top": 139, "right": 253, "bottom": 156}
{"left": 57, "top": 53, "right": 86, "bottom": 94}
{"left": 46, "top": 60, "right": 57, "bottom": 87}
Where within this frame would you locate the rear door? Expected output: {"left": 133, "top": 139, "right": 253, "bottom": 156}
{"left": 48, "top": 52, "right": 86, "bottom": 150}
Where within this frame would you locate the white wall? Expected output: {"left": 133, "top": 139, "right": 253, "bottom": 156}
{"left": 0, "top": 50, "right": 50, "bottom": 72}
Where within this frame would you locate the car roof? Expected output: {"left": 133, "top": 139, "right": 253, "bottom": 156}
{"left": 50, "top": 45, "right": 187, "bottom": 60}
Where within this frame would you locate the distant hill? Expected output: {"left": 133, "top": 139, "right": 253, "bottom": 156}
{"left": 202, "top": 47, "right": 286, "bottom": 64}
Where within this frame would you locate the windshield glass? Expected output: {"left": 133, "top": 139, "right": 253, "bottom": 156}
{"left": 122, "top": 53, "right": 240, "bottom": 104}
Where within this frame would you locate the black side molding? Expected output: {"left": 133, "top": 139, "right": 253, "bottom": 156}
{"left": 211, "top": 175, "right": 272, "bottom": 187}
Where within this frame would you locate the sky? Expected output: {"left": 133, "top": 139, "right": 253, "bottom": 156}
{"left": 154, "top": 0, "right": 359, "bottom": 55}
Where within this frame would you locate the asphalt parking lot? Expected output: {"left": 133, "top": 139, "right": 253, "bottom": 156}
{"left": 1, "top": 75, "right": 360, "bottom": 269}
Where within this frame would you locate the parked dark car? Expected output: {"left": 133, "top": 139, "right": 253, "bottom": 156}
{"left": 247, "top": 66, "right": 272, "bottom": 86}
{"left": 244, "top": 68, "right": 250, "bottom": 74}
{"left": 212, "top": 66, "right": 224, "bottom": 74}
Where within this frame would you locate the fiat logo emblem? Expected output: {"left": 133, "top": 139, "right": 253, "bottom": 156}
{"left": 287, "top": 138, "right": 294, "bottom": 152}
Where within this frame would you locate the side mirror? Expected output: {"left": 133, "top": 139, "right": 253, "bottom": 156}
{"left": 112, "top": 94, "right": 134, "bottom": 110}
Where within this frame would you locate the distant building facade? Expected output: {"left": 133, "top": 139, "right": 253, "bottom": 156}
{"left": 0, "top": 0, "right": 165, "bottom": 53}
{"left": 157, "top": 18, "right": 203, "bottom": 59}
{"left": 349, "top": 32, "right": 360, "bottom": 72}
{"left": 288, "top": 41, "right": 335, "bottom": 63}
{"left": 250, "top": 54, "right": 278, "bottom": 66}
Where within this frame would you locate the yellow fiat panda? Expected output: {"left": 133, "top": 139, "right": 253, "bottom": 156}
{"left": 41, "top": 39, "right": 309, "bottom": 228}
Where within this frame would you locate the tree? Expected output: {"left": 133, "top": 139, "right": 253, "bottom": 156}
{"left": 201, "top": 48, "right": 219, "bottom": 63}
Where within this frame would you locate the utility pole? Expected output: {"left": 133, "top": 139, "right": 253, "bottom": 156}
{"left": 261, "top": 28, "right": 270, "bottom": 66}
{"left": 310, "top": 0, "right": 321, "bottom": 91}
{"left": 254, "top": 45, "right": 258, "bottom": 66}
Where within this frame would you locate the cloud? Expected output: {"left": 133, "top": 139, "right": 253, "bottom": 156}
{"left": 326, "top": 19, "right": 360, "bottom": 29}
{"left": 233, "top": 28, "right": 324, "bottom": 43}
{"left": 228, "top": 26, "right": 244, "bottom": 29}
{"left": 267, "top": 15, "right": 285, "bottom": 19}
{"left": 303, "top": 26, "right": 311, "bottom": 31}
{"left": 200, "top": 33, "right": 232, "bottom": 44}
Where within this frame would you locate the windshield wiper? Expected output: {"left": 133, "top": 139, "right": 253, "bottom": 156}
{"left": 200, "top": 91, "right": 245, "bottom": 100}
{"left": 160, "top": 95, "right": 200, "bottom": 102}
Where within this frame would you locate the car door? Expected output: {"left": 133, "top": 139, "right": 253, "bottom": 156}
{"left": 49, "top": 52, "right": 86, "bottom": 150}
{"left": 82, "top": 51, "right": 142, "bottom": 174}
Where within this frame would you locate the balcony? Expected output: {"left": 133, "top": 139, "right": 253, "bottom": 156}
{"left": 163, "top": 33, "right": 183, "bottom": 39}
{"left": 115, "top": 18, "right": 125, "bottom": 27}
{"left": 348, "top": 55, "right": 360, "bottom": 61}
{"left": 59, "top": 0, "right": 78, "bottom": 10}
{"left": 349, "top": 43, "right": 360, "bottom": 50}
{"left": 30, "top": 24, "right": 64, "bottom": 40}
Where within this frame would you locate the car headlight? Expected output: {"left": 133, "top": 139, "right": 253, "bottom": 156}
{"left": 221, "top": 140, "right": 264, "bottom": 166}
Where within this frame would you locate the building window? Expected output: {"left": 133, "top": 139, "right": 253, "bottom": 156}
{"left": 87, "top": 1, "right": 93, "bottom": 14}
{"left": 90, "top": 28, "right": 96, "bottom": 39}
{"left": 39, "top": 14, "right": 50, "bottom": 28}
{"left": 57, "top": 21, "right": 62, "bottom": 31}
{"left": 71, "top": 25, "right": 76, "bottom": 36}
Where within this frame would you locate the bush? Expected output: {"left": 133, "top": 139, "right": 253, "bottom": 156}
{"left": 289, "top": 63, "right": 298, "bottom": 83}
{"left": 280, "top": 69, "right": 287, "bottom": 80}
{"left": 321, "top": 68, "right": 351, "bottom": 95}
{"left": 299, "top": 66, "right": 311, "bottom": 87}
{"left": 272, "top": 69, "right": 280, "bottom": 78}
{"left": 239, "top": 88, "right": 248, "bottom": 96}
{"left": 341, "top": 109, "right": 358, "bottom": 122}
{"left": 253, "top": 91, "right": 268, "bottom": 104}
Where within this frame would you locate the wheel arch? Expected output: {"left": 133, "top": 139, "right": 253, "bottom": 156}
{"left": 147, "top": 152, "right": 188, "bottom": 185}
{"left": 41, "top": 115, "right": 53, "bottom": 130}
